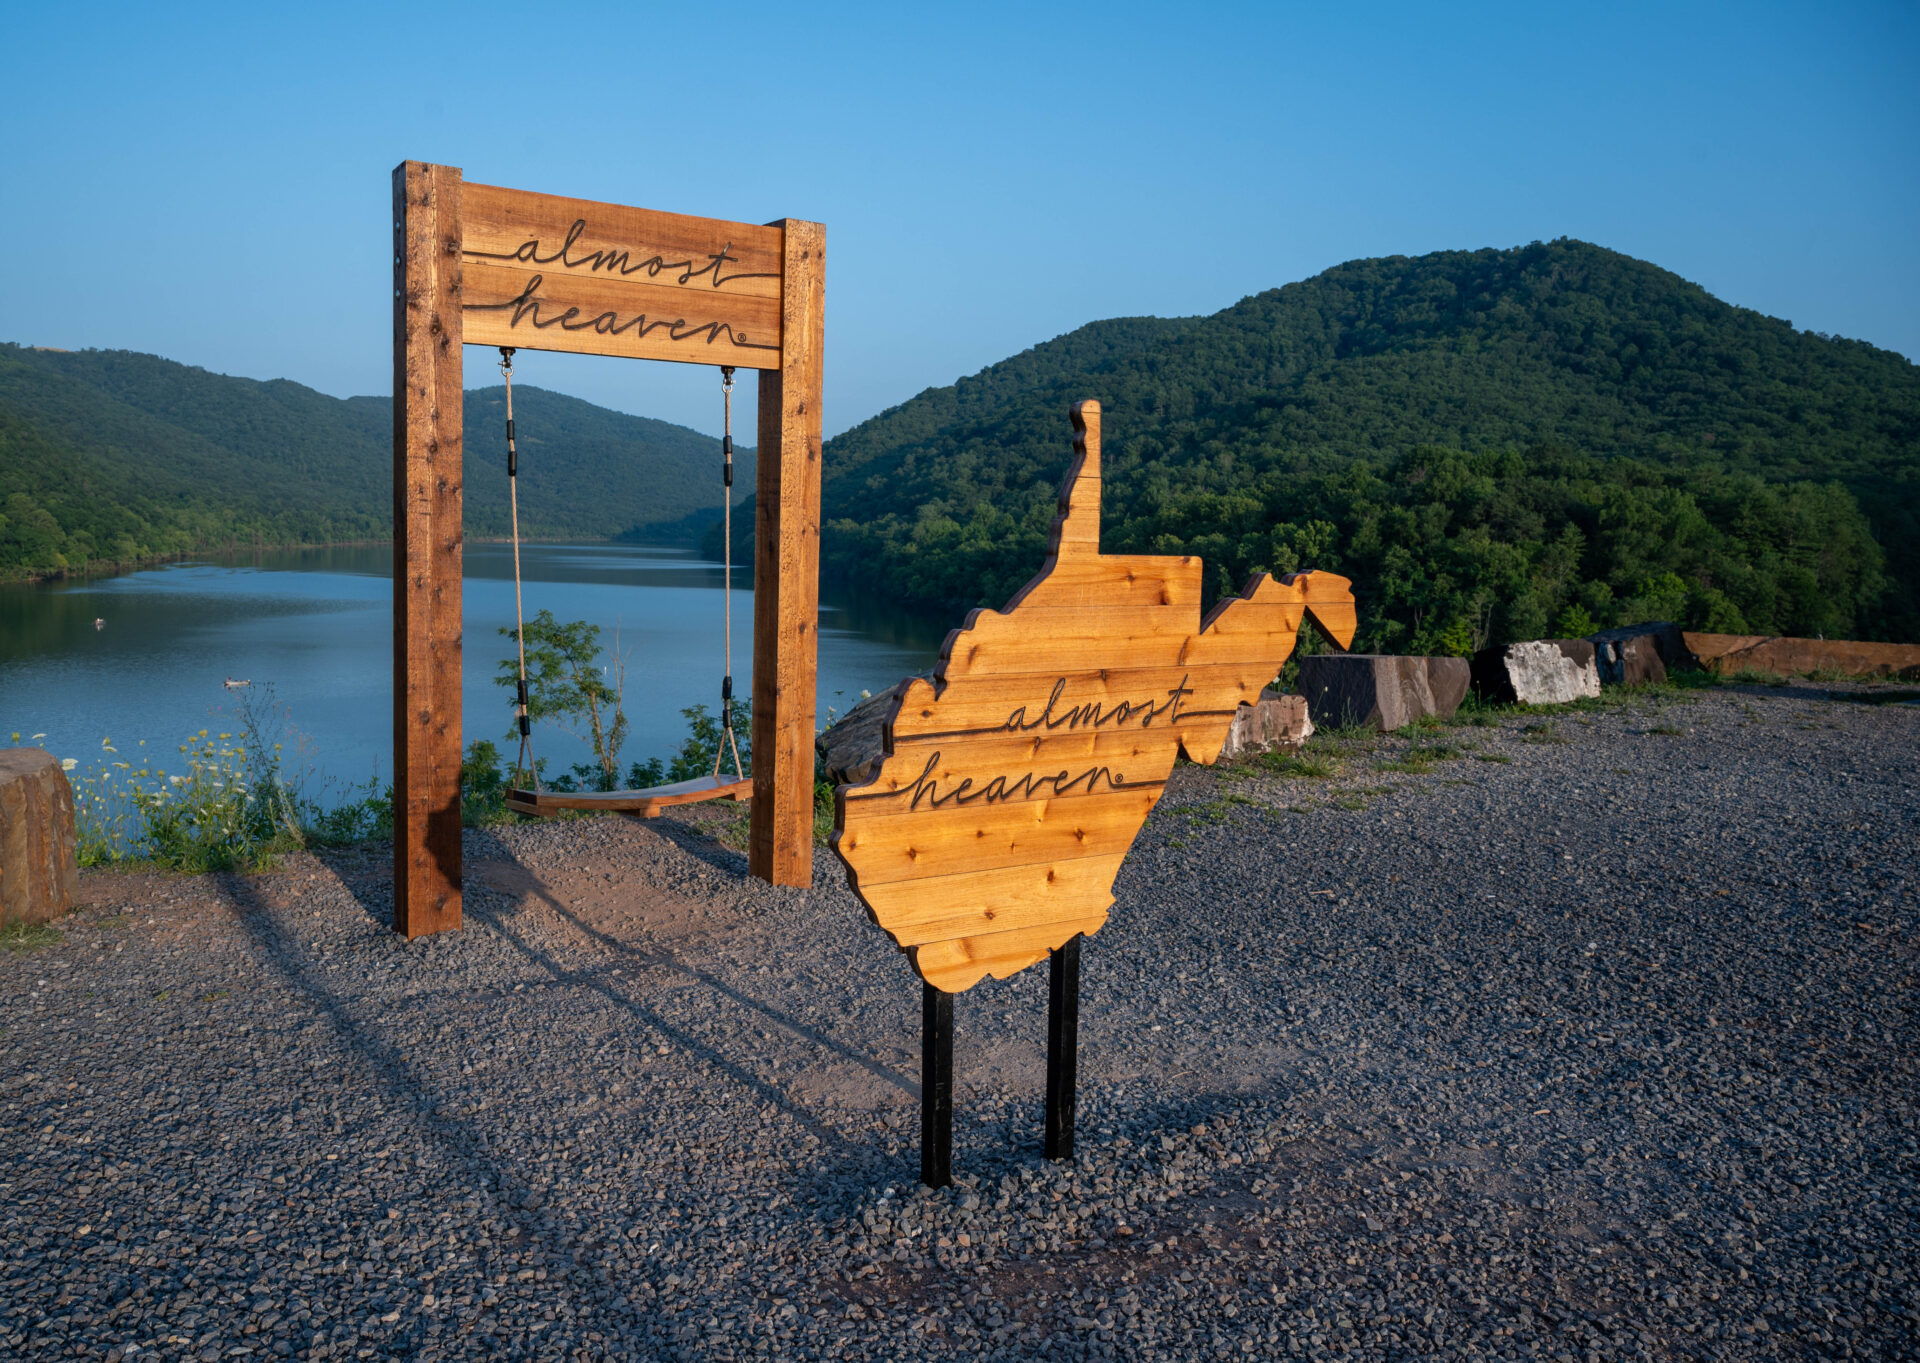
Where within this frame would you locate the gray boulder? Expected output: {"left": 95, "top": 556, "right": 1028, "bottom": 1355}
{"left": 1548, "top": 638, "right": 1598, "bottom": 672}
{"left": 1472, "top": 640, "right": 1601, "bottom": 705}
{"left": 1426, "top": 656, "right": 1471, "bottom": 716}
{"left": 1218, "top": 690, "right": 1314, "bottom": 760}
{"left": 1296, "top": 655, "right": 1469, "bottom": 733}
{"left": 1, "top": 747, "right": 78, "bottom": 927}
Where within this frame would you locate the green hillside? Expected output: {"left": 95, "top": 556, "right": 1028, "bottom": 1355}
{"left": 0, "top": 344, "right": 750, "bottom": 582}
{"left": 786, "top": 239, "right": 1919, "bottom": 645}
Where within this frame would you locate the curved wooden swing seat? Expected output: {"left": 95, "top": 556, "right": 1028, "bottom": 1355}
{"left": 504, "top": 773, "right": 752, "bottom": 820}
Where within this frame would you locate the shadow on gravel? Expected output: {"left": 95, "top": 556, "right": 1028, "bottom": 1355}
{"left": 1718, "top": 681, "right": 1920, "bottom": 705}
{"left": 204, "top": 870, "right": 598, "bottom": 1291}
{"left": 299, "top": 838, "right": 915, "bottom": 1172}
{"left": 309, "top": 843, "right": 396, "bottom": 929}
{"left": 458, "top": 848, "right": 921, "bottom": 1178}
{"left": 630, "top": 814, "right": 754, "bottom": 878}
{"left": 503, "top": 868, "right": 917, "bottom": 1100}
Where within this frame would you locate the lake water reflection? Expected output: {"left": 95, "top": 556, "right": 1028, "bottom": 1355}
{"left": 0, "top": 544, "right": 946, "bottom": 795}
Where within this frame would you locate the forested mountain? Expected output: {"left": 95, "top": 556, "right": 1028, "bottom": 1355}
{"left": 781, "top": 239, "right": 1919, "bottom": 645}
{"left": 0, "top": 344, "right": 749, "bottom": 581}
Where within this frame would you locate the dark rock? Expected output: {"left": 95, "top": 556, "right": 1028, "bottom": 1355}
{"left": 1587, "top": 631, "right": 1668, "bottom": 686}
{"left": 1218, "top": 691, "right": 1313, "bottom": 759}
{"left": 1591, "top": 621, "right": 1694, "bottom": 673}
{"left": 0, "top": 747, "right": 78, "bottom": 926}
{"left": 816, "top": 683, "right": 915, "bottom": 786}
{"left": 1296, "top": 655, "right": 1468, "bottom": 732}
{"left": 1471, "top": 641, "right": 1601, "bottom": 705}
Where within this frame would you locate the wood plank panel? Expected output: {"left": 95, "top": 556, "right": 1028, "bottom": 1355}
{"left": 833, "top": 399, "right": 1358, "bottom": 991}
{"left": 856, "top": 854, "right": 1127, "bottom": 943}
{"left": 846, "top": 725, "right": 1187, "bottom": 812}
{"left": 886, "top": 664, "right": 1273, "bottom": 739}
{"left": 837, "top": 786, "right": 1164, "bottom": 887}
{"left": 938, "top": 619, "right": 1304, "bottom": 674}
{"left": 461, "top": 259, "right": 782, "bottom": 369}
{"left": 1001, "top": 556, "right": 1202, "bottom": 611}
{"left": 392, "top": 160, "right": 465, "bottom": 939}
{"left": 463, "top": 182, "right": 784, "bottom": 294}
{"left": 749, "top": 219, "right": 825, "bottom": 885}
{"left": 912, "top": 915, "right": 1111, "bottom": 994}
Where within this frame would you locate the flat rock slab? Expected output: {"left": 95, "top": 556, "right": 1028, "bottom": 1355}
{"left": 1219, "top": 690, "right": 1314, "bottom": 759}
{"left": 1684, "top": 632, "right": 1920, "bottom": 679}
{"left": 1297, "top": 655, "right": 1469, "bottom": 732}
{"left": 1473, "top": 640, "right": 1602, "bottom": 705}
{"left": 815, "top": 682, "right": 913, "bottom": 787}
{"left": 0, "top": 747, "right": 78, "bottom": 926}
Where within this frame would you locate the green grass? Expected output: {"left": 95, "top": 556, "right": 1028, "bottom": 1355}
{"left": 1329, "top": 785, "right": 1397, "bottom": 811}
{"left": 1376, "top": 741, "right": 1470, "bottom": 773}
{"left": 1, "top": 921, "right": 63, "bottom": 953}
{"left": 1801, "top": 665, "right": 1920, "bottom": 685}
{"left": 1184, "top": 792, "right": 1264, "bottom": 827}
{"left": 1442, "top": 676, "right": 1711, "bottom": 729}
{"left": 1647, "top": 724, "right": 1686, "bottom": 736}
{"left": 1520, "top": 722, "right": 1567, "bottom": 745}
{"left": 1313, "top": 722, "right": 1379, "bottom": 748}
{"left": 814, "top": 780, "right": 837, "bottom": 846}
{"left": 704, "top": 778, "right": 835, "bottom": 853}
{"left": 1722, "top": 666, "right": 1792, "bottom": 686}
{"left": 1253, "top": 749, "right": 1344, "bottom": 779}
{"left": 53, "top": 691, "right": 397, "bottom": 874}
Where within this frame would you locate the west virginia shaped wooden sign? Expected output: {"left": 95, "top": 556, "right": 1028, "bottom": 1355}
{"left": 833, "top": 400, "right": 1358, "bottom": 993}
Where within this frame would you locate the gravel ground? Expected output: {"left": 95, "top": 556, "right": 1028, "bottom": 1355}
{"left": 3, "top": 682, "right": 1916, "bottom": 1362}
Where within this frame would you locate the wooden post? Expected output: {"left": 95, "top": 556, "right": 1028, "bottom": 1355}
{"left": 921, "top": 982, "right": 954, "bottom": 1188}
{"left": 392, "top": 160, "right": 465, "bottom": 938}
{"left": 750, "top": 219, "right": 825, "bottom": 886}
{"left": 1045, "top": 934, "right": 1082, "bottom": 1160}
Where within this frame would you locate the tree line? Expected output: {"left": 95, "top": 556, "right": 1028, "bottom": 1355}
{"left": 796, "top": 239, "right": 1919, "bottom": 643}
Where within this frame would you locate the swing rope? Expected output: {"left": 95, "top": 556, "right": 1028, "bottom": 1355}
{"left": 501, "top": 351, "right": 744, "bottom": 806}
{"left": 714, "top": 366, "right": 746, "bottom": 783}
{"left": 501, "top": 348, "right": 539, "bottom": 791}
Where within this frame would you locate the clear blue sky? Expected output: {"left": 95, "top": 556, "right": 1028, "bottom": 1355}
{"left": 6, "top": 1, "right": 1915, "bottom": 437}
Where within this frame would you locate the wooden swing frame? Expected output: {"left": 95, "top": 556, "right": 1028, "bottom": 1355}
{"left": 392, "top": 161, "right": 824, "bottom": 938}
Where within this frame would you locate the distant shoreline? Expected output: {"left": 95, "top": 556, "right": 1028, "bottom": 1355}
{"left": 1, "top": 534, "right": 732, "bottom": 589}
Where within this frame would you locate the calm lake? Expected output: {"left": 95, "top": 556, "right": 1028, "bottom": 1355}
{"left": 0, "top": 544, "right": 946, "bottom": 799}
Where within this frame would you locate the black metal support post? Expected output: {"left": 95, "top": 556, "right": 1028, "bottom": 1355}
{"left": 921, "top": 982, "right": 954, "bottom": 1188}
{"left": 1046, "top": 933, "right": 1082, "bottom": 1161}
